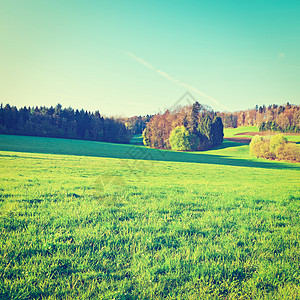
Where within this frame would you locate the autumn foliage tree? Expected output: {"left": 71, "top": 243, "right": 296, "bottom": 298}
{"left": 219, "top": 103, "right": 300, "bottom": 132}
{"left": 143, "top": 102, "right": 223, "bottom": 151}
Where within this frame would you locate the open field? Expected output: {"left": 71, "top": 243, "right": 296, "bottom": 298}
{"left": 0, "top": 134, "right": 300, "bottom": 299}
{"left": 224, "top": 126, "right": 259, "bottom": 138}
{"left": 224, "top": 126, "right": 300, "bottom": 144}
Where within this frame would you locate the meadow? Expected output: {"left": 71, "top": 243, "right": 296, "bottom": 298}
{"left": 0, "top": 132, "right": 299, "bottom": 299}
{"left": 224, "top": 126, "right": 300, "bottom": 143}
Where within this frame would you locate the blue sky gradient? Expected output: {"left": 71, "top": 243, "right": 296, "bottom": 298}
{"left": 1, "top": 0, "right": 299, "bottom": 116}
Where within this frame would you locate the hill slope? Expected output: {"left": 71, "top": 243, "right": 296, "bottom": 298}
{"left": 0, "top": 134, "right": 299, "bottom": 299}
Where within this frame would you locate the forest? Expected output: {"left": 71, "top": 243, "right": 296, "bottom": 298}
{"left": 143, "top": 102, "right": 223, "bottom": 150}
{"left": 219, "top": 102, "right": 300, "bottom": 132}
{"left": 1, "top": 102, "right": 299, "bottom": 147}
{"left": 0, "top": 103, "right": 132, "bottom": 143}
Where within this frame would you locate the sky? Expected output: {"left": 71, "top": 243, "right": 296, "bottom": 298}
{"left": 0, "top": 0, "right": 299, "bottom": 117}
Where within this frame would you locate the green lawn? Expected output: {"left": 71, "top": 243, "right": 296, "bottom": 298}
{"left": 0, "top": 134, "right": 299, "bottom": 299}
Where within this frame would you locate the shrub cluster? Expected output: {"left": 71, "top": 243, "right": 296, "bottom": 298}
{"left": 250, "top": 134, "right": 300, "bottom": 162}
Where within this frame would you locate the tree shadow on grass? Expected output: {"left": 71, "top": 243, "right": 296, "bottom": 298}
{"left": 213, "top": 140, "right": 247, "bottom": 149}
{"left": 145, "top": 145, "right": 299, "bottom": 170}
{"left": 0, "top": 134, "right": 299, "bottom": 171}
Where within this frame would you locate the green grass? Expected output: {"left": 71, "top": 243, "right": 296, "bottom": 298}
{"left": 224, "top": 126, "right": 300, "bottom": 143}
{"left": 279, "top": 135, "right": 300, "bottom": 143}
{"left": 224, "top": 126, "right": 259, "bottom": 138}
{"left": 0, "top": 134, "right": 300, "bottom": 299}
{"left": 130, "top": 134, "right": 143, "bottom": 145}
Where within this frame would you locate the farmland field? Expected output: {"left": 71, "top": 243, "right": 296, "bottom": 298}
{"left": 0, "top": 134, "right": 300, "bottom": 299}
{"left": 224, "top": 126, "right": 300, "bottom": 144}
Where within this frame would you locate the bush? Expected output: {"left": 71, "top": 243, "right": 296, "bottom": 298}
{"left": 169, "top": 126, "right": 192, "bottom": 151}
{"left": 250, "top": 134, "right": 300, "bottom": 162}
{"left": 249, "top": 135, "right": 263, "bottom": 157}
{"left": 260, "top": 139, "right": 275, "bottom": 159}
{"left": 269, "top": 134, "right": 287, "bottom": 152}
{"left": 277, "top": 143, "right": 300, "bottom": 162}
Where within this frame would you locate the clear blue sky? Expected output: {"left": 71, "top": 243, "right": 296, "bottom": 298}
{"left": 1, "top": 0, "right": 299, "bottom": 116}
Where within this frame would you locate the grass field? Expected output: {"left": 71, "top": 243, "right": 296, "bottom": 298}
{"left": 130, "top": 135, "right": 143, "bottom": 145}
{"left": 0, "top": 134, "right": 300, "bottom": 299}
{"left": 224, "top": 126, "right": 259, "bottom": 138}
{"left": 224, "top": 126, "right": 300, "bottom": 143}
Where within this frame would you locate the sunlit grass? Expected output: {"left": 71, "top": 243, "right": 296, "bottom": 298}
{"left": 224, "top": 126, "right": 300, "bottom": 143}
{"left": 0, "top": 134, "right": 299, "bottom": 299}
{"left": 224, "top": 126, "right": 259, "bottom": 137}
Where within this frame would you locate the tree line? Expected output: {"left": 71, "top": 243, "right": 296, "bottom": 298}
{"left": 143, "top": 102, "right": 223, "bottom": 150}
{"left": 1, "top": 101, "right": 298, "bottom": 145}
{"left": 218, "top": 103, "right": 300, "bottom": 132}
{"left": 0, "top": 103, "right": 132, "bottom": 143}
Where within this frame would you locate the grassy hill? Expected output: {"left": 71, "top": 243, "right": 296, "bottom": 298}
{"left": 0, "top": 134, "right": 299, "bottom": 299}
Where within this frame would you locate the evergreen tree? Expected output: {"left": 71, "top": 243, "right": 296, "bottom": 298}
{"left": 0, "top": 103, "right": 132, "bottom": 144}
